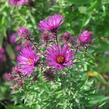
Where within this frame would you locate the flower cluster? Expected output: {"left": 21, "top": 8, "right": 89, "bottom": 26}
{"left": 4, "top": 14, "right": 93, "bottom": 85}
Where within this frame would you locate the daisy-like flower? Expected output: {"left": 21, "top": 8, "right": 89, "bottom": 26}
{"left": 17, "top": 27, "right": 31, "bottom": 38}
{"left": 38, "top": 14, "right": 64, "bottom": 32}
{"left": 46, "top": 44, "right": 74, "bottom": 70}
{"left": 78, "top": 30, "right": 92, "bottom": 44}
{"left": 17, "top": 46, "right": 39, "bottom": 76}
{"left": 8, "top": 0, "right": 29, "bottom": 6}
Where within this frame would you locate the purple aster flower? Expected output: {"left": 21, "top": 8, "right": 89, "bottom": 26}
{"left": 17, "top": 27, "right": 31, "bottom": 38}
{"left": 78, "top": 30, "right": 92, "bottom": 44}
{"left": 38, "top": 14, "right": 64, "bottom": 32}
{"left": 0, "top": 48, "right": 6, "bottom": 63}
{"left": 17, "top": 46, "right": 39, "bottom": 76}
{"left": 8, "top": 0, "right": 29, "bottom": 6}
{"left": 46, "top": 44, "right": 74, "bottom": 70}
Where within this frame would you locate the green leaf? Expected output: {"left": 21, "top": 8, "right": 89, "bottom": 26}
{"left": 88, "top": 95, "right": 109, "bottom": 107}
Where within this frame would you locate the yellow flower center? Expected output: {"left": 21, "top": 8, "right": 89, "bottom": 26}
{"left": 28, "top": 58, "right": 34, "bottom": 65}
{"left": 56, "top": 55, "right": 65, "bottom": 64}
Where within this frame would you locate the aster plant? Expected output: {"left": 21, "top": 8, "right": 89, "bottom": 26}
{"left": 4, "top": 14, "right": 107, "bottom": 109}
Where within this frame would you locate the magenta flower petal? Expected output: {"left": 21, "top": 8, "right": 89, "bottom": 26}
{"left": 17, "top": 46, "right": 39, "bottom": 76}
{"left": 46, "top": 44, "right": 74, "bottom": 70}
{"left": 8, "top": 0, "right": 29, "bottom": 6}
{"left": 38, "top": 14, "right": 64, "bottom": 32}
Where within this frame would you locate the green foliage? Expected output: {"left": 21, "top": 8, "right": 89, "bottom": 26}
{"left": 0, "top": 0, "right": 109, "bottom": 109}
{"left": 10, "top": 48, "right": 108, "bottom": 109}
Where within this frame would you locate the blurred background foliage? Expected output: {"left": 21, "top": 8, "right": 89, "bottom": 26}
{"left": 0, "top": 0, "right": 109, "bottom": 108}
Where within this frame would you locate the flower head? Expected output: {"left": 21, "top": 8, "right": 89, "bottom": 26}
{"left": 17, "top": 27, "right": 31, "bottom": 38}
{"left": 8, "top": 0, "right": 29, "bottom": 6}
{"left": 46, "top": 44, "right": 74, "bottom": 70}
{"left": 38, "top": 14, "right": 64, "bottom": 32}
{"left": 9, "top": 33, "right": 17, "bottom": 44}
{"left": 78, "top": 30, "right": 92, "bottom": 44}
{"left": 17, "top": 46, "right": 39, "bottom": 76}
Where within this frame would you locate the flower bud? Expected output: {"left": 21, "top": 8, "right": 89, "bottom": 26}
{"left": 7, "top": 30, "right": 17, "bottom": 45}
{"left": 0, "top": 48, "right": 6, "bottom": 63}
{"left": 78, "top": 30, "right": 92, "bottom": 44}
{"left": 62, "top": 32, "right": 73, "bottom": 43}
